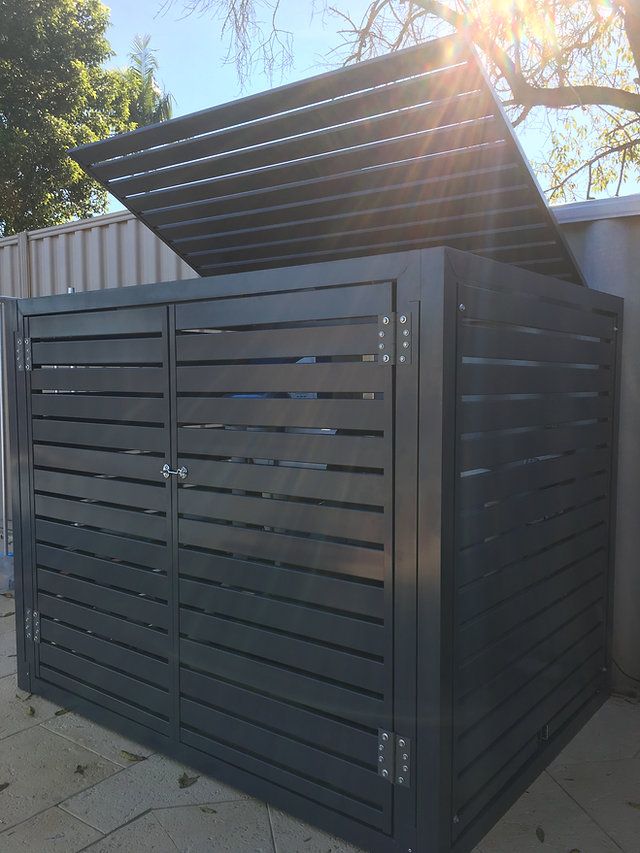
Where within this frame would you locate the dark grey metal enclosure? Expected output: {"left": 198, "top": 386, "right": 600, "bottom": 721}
{"left": 8, "top": 33, "right": 623, "bottom": 853}
{"left": 9, "top": 247, "right": 622, "bottom": 853}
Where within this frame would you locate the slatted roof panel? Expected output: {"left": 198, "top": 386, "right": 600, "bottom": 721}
{"left": 69, "top": 35, "right": 585, "bottom": 284}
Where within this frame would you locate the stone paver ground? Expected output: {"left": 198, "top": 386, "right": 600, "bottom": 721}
{"left": 0, "top": 599, "right": 639, "bottom": 852}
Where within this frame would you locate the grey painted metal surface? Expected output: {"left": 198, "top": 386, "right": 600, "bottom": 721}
{"left": 69, "top": 36, "right": 584, "bottom": 285}
{"left": 10, "top": 247, "right": 621, "bottom": 853}
{"left": 555, "top": 200, "right": 640, "bottom": 696}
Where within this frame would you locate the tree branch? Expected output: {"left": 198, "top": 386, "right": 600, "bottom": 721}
{"left": 548, "top": 137, "right": 639, "bottom": 195}
{"left": 614, "top": 0, "right": 640, "bottom": 80}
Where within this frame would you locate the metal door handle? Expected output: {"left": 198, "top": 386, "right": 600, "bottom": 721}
{"left": 162, "top": 464, "right": 188, "bottom": 480}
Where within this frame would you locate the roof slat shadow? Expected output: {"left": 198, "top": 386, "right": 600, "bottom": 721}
{"left": 69, "top": 35, "right": 585, "bottom": 285}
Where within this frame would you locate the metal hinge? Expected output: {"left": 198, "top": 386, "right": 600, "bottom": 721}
{"left": 15, "top": 335, "right": 31, "bottom": 371}
{"left": 24, "top": 609, "right": 40, "bottom": 643}
{"left": 378, "top": 729, "right": 411, "bottom": 787}
{"left": 377, "top": 313, "right": 412, "bottom": 365}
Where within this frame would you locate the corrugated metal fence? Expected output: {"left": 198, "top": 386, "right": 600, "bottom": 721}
{"left": 0, "top": 211, "right": 196, "bottom": 298}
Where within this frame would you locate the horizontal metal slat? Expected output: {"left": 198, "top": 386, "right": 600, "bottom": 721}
{"left": 32, "top": 337, "right": 164, "bottom": 366}
{"left": 38, "top": 643, "right": 170, "bottom": 719}
{"left": 38, "top": 567, "right": 169, "bottom": 629}
{"left": 459, "top": 394, "right": 612, "bottom": 434}
{"left": 459, "top": 284, "right": 614, "bottom": 340}
{"left": 35, "top": 494, "right": 166, "bottom": 542}
{"left": 180, "top": 668, "right": 374, "bottom": 765}
{"left": 177, "top": 324, "right": 379, "bottom": 363}
{"left": 101, "top": 62, "right": 481, "bottom": 180}
{"left": 33, "top": 445, "right": 164, "bottom": 481}
{"left": 170, "top": 181, "right": 532, "bottom": 248}
{"left": 177, "top": 363, "right": 386, "bottom": 394}
{"left": 29, "top": 307, "right": 165, "bottom": 340}
{"left": 34, "top": 469, "right": 167, "bottom": 511}
{"left": 35, "top": 519, "right": 168, "bottom": 570}
{"left": 135, "top": 122, "right": 507, "bottom": 214}
{"left": 37, "top": 593, "right": 168, "bottom": 658}
{"left": 180, "top": 637, "right": 383, "bottom": 730}
{"left": 179, "top": 488, "right": 384, "bottom": 544}
{"left": 41, "top": 619, "right": 169, "bottom": 688}
{"left": 459, "top": 421, "right": 612, "bottom": 472}
{"left": 178, "top": 548, "right": 383, "bottom": 619}
{"left": 31, "top": 367, "right": 165, "bottom": 393}
{"left": 146, "top": 150, "right": 521, "bottom": 227}
{"left": 457, "top": 558, "right": 606, "bottom": 668}
{"left": 36, "top": 543, "right": 168, "bottom": 599}
{"left": 113, "top": 90, "right": 494, "bottom": 197}
{"left": 178, "top": 427, "right": 385, "bottom": 470}
{"left": 458, "top": 448, "right": 611, "bottom": 511}
{"left": 178, "top": 397, "right": 385, "bottom": 432}
{"left": 456, "top": 605, "right": 605, "bottom": 735}
{"left": 31, "top": 394, "right": 166, "bottom": 424}
{"left": 180, "top": 696, "right": 383, "bottom": 805}
{"left": 179, "top": 520, "right": 385, "bottom": 582}
{"left": 180, "top": 609, "right": 383, "bottom": 693}
{"left": 460, "top": 323, "right": 613, "bottom": 366}
{"left": 176, "top": 282, "right": 392, "bottom": 330}
{"left": 39, "top": 664, "right": 170, "bottom": 736}
{"left": 460, "top": 363, "right": 612, "bottom": 396}
{"left": 182, "top": 727, "right": 385, "bottom": 829}
{"left": 178, "top": 458, "right": 386, "bottom": 506}
{"left": 457, "top": 499, "right": 608, "bottom": 586}
{"left": 459, "top": 474, "right": 609, "bottom": 553}
{"left": 32, "top": 420, "right": 166, "bottom": 453}
{"left": 179, "top": 575, "right": 383, "bottom": 656}
{"left": 77, "top": 35, "right": 463, "bottom": 161}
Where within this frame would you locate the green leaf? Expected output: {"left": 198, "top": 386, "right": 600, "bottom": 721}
{"left": 26, "top": 706, "right": 35, "bottom": 717}
{"left": 54, "top": 708, "right": 69, "bottom": 717}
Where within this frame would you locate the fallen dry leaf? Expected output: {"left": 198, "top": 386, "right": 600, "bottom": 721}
{"left": 200, "top": 806, "right": 217, "bottom": 814}
{"left": 536, "top": 826, "right": 545, "bottom": 843}
{"left": 627, "top": 802, "right": 640, "bottom": 810}
{"left": 1, "top": 611, "right": 14, "bottom": 618}
{"left": 178, "top": 772, "right": 199, "bottom": 789}
{"left": 54, "top": 709, "right": 69, "bottom": 717}
{"left": 2, "top": 591, "right": 13, "bottom": 599}
{"left": 26, "top": 706, "right": 35, "bottom": 717}
{"left": 120, "top": 750, "right": 146, "bottom": 763}
{"left": 74, "top": 764, "right": 87, "bottom": 776}
{"left": 0, "top": 783, "right": 9, "bottom": 793}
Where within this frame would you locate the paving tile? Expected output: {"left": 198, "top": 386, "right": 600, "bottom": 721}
{"left": 0, "top": 592, "right": 15, "bottom": 618}
{"left": 549, "top": 696, "right": 640, "bottom": 767}
{"left": 0, "top": 627, "right": 16, "bottom": 677}
{"left": 269, "top": 807, "right": 364, "bottom": 853}
{"left": 0, "top": 610, "right": 15, "bottom": 635}
{"left": 43, "top": 712, "right": 155, "bottom": 767}
{"left": 550, "top": 758, "right": 640, "bottom": 852}
{"left": 60, "top": 752, "right": 247, "bottom": 834}
{"left": 478, "top": 772, "right": 620, "bottom": 853}
{"left": 81, "top": 812, "right": 176, "bottom": 853}
{"left": 0, "top": 673, "right": 60, "bottom": 740}
{"left": 0, "top": 725, "right": 119, "bottom": 832}
{"left": 156, "top": 800, "right": 274, "bottom": 852}
{"left": 0, "top": 806, "right": 101, "bottom": 852}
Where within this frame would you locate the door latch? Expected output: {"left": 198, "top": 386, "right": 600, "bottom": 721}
{"left": 161, "top": 464, "right": 188, "bottom": 480}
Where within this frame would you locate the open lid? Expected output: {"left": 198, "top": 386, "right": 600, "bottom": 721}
{"left": 69, "top": 35, "right": 585, "bottom": 284}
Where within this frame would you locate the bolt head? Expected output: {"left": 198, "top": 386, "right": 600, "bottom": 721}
{"left": 398, "top": 738, "right": 406, "bottom": 748}
{"left": 378, "top": 330, "right": 385, "bottom": 338}
{"left": 381, "top": 732, "right": 389, "bottom": 742}
{"left": 382, "top": 354, "right": 390, "bottom": 363}
{"left": 458, "top": 303, "right": 466, "bottom": 312}
{"left": 398, "top": 776, "right": 405, "bottom": 784}
{"left": 378, "top": 342, "right": 385, "bottom": 350}
{"left": 402, "top": 764, "right": 409, "bottom": 772}
{"left": 378, "top": 755, "right": 384, "bottom": 763}
{"left": 402, "top": 340, "right": 410, "bottom": 349}
{"left": 399, "top": 314, "right": 407, "bottom": 323}
{"left": 381, "top": 769, "right": 389, "bottom": 778}
{"left": 399, "top": 355, "right": 406, "bottom": 363}
{"left": 382, "top": 316, "right": 390, "bottom": 325}
{"left": 403, "top": 328, "right": 410, "bottom": 336}
{"left": 402, "top": 753, "right": 408, "bottom": 761}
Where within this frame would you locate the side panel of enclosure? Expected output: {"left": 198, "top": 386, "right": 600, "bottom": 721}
{"left": 447, "top": 252, "right": 622, "bottom": 851}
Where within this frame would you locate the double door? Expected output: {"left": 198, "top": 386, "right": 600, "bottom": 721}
{"left": 20, "top": 282, "right": 399, "bottom": 836}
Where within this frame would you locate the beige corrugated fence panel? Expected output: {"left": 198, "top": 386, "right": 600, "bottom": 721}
{"left": 0, "top": 211, "right": 196, "bottom": 298}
